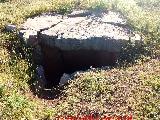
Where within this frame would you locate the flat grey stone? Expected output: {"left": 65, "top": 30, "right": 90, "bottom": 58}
{"left": 19, "top": 10, "right": 142, "bottom": 51}
{"left": 21, "top": 14, "right": 63, "bottom": 31}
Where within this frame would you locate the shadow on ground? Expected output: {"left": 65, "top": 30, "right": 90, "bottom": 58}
{"left": 3, "top": 31, "right": 153, "bottom": 100}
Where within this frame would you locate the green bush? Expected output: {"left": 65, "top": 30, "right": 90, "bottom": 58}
{"left": 1, "top": 92, "right": 34, "bottom": 119}
{"left": 0, "top": 0, "right": 7, "bottom": 3}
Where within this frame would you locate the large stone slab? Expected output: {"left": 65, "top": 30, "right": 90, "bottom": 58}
{"left": 40, "top": 11, "right": 141, "bottom": 51}
{"left": 19, "top": 10, "right": 142, "bottom": 86}
{"left": 19, "top": 10, "right": 141, "bottom": 51}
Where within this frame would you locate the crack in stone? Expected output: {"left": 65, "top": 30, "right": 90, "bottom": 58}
{"left": 40, "top": 20, "right": 63, "bottom": 33}
{"left": 37, "top": 20, "right": 63, "bottom": 40}
{"left": 18, "top": 10, "right": 143, "bottom": 88}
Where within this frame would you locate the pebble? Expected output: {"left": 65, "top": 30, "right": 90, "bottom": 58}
{"left": 5, "top": 24, "right": 17, "bottom": 32}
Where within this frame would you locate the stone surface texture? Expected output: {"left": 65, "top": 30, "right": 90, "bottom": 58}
{"left": 19, "top": 10, "right": 141, "bottom": 51}
{"left": 19, "top": 10, "right": 142, "bottom": 86}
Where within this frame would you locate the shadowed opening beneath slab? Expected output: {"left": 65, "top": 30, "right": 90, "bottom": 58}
{"left": 40, "top": 44, "right": 118, "bottom": 88}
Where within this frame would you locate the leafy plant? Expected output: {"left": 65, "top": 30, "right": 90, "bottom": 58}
{"left": 0, "top": 86, "right": 4, "bottom": 98}
{"left": 0, "top": 0, "right": 7, "bottom": 3}
{"left": 88, "top": 0, "right": 107, "bottom": 11}
{"left": 1, "top": 92, "right": 33, "bottom": 119}
{"left": 54, "top": 0, "right": 75, "bottom": 14}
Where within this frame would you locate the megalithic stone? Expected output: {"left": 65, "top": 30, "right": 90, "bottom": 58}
{"left": 17, "top": 10, "right": 143, "bottom": 86}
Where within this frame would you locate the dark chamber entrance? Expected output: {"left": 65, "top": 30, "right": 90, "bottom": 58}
{"left": 41, "top": 44, "right": 118, "bottom": 88}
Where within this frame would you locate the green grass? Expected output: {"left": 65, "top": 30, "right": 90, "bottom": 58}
{"left": 0, "top": 0, "right": 160, "bottom": 119}
{"left": 53, "top": 59, "right": 160, "bottom": 119}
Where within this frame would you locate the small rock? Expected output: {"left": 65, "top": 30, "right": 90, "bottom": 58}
{"left": 67, "top": 10, "right": 92, "bottom": 17}
{"left": 19, "top": 30, "right": 38, "bottom": 46}
{"left": 36, "top": 65, "right": 46, "bottom": 81}
{"left": 5, "top": 24, "right": 17, "bottom": 32}
{"left": 59, "top": 73, "right": 71, "bottom": 86}
{"left": 70, "top": 70, "right": 84, "bottom": 78}
{"left": 35, "top": 65, "right": 46, "bottom": 90}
